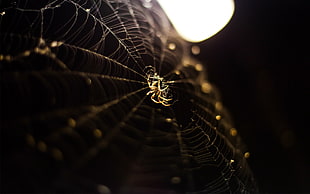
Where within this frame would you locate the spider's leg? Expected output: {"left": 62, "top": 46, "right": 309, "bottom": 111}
{"left": 151, "top": 93, "right": 160, "bottom": 104}
{"left": 146, "top": 90, "right": 153, "bottom": 96}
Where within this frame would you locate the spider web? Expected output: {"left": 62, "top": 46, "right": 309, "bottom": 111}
{"left": 0, "top": 0, "right": 258, "bottom": 193}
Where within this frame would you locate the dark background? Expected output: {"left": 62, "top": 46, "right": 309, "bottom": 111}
{"left": 195, "top": 0, "right": 309, "bottom": 192}
{"left": 0, "top": 0, "right": 308, "bottom": 193}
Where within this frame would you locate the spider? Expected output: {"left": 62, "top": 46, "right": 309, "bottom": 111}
{"left": 146, "top": 72, "right": 173, "bottom": 106}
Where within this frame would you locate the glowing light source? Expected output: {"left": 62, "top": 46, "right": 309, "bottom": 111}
{"left": 93, "top": 128, "right": 103, "bottom": 138}
{"left": 157, "top": 0, "right": 235, "bottom": 42}
{"left": 230, "top": 128, "right": 238, "bottom": 136}
{"left": 244, "top": 152, "right": 250, "bottom": 159}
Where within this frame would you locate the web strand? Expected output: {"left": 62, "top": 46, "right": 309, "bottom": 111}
{"left": 0, "top": 0, "right": 258, "bottom": 193}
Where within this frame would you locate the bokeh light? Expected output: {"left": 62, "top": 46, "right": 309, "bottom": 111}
{"left": 158, "top": 0, "right": 235, "bottom": 42}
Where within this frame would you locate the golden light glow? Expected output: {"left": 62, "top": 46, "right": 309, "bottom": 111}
{"left": 183, "top": 62, "right": 190, "bottom": 67}
{"left": 165, "top": 118, "right": 173, "bottom": 123}
{"left": 158, "top": 0, "right": 235, "bottom": 42}
{"left": 195, "top": 63, "right": 203, "bottom": 71}
{"left": 93, "top": 128, "right": 103, "bottom": 138}
{"left": 215, "top": 102, "right": 223, "bottom": 110}
{"left": 171, "top": 176, "right": 181, "bottom": 184}
{"left": 191, "top": 45, "right": 201, "bottom": 55}
{"left": 201, "top": 82, "right": 212, "bottom": 93}
{"left": 37, "top": 141, "right": 47, "bottom": 152}
{"left": 216, "top": 115, "right": 222, "bottom": 120}
{"left": 25, "top": 134, "right": 35, "bottom": 146}
{"left": 244, "top": 152, "right": 250, "bottom": 159}
{"left": 175, "top": 70, "right": 181, "bottom": 75}
{"left": 67, "top": 118, "right": 76, "bottom": 127}
{"left": 230, "top": 128, "right": 238, "bottom": 136}
{"left": 86, "top": 78, "right": 92, "bottom": 85}
{"left": 97, "top": 185, "right": 111, "bottom": 194}
{"left": 168, "top": 42, "right": 177, "bottom": 50}
{"left": 52, "top": 148, "right": 63, "bottom": 160}
{"left": 50, "top": 41, "right": 63, "bottom": 47}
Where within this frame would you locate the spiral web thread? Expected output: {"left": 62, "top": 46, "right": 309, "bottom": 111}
{"left": 0, "top": 0, "right": 257, "bottom": 193}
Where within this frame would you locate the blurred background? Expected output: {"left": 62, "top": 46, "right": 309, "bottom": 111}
{"left": 194, "top": 0, "right": 309, "bottom": 192}
{"left": 1, "top": 0, "right": 308, "bottom": 192}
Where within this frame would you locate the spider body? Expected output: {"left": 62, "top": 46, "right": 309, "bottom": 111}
{"left": 146, "top": 72, "right": 173, "bottom": 106}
